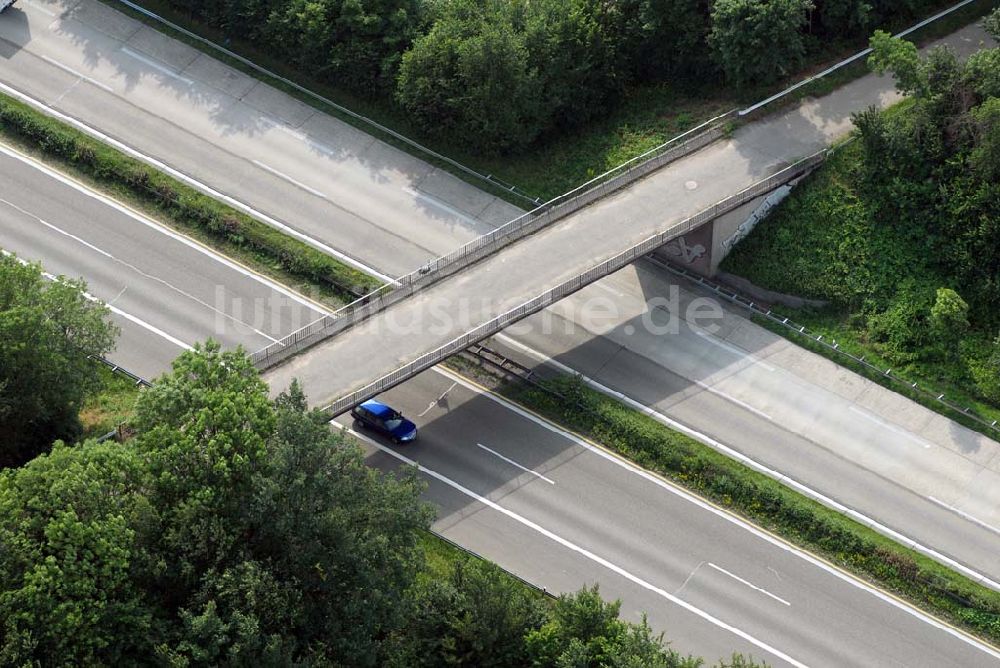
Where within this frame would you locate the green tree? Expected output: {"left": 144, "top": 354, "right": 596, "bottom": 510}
{"left": 0, "top": 441, "right": 151, "bottom": 665}
{"left": 971, "top": 335, "right": 1000, "bottom": 404}
{"left": 969, "top": 97, "right": 1000, "bottom": 180}
{"left": 132, "top": 351, "right": 432, "bottom": 664}
{"left": 266, "top": 0, "right": 423, "bottom": 92}
{"left": 0, "top": 254, "right": 118, "bottom": 468}
{"left": 708, "top": 0, "right": 813, "bottom": 87}
{"left": 395, "top": 1, "right": 544, "bottom": 152}
{"left": 867, "top": 29, "right": 937, "bottom": 98}
{"left": 389, "top": 557, "right": 546, "bottom": 667}
{"left": 984, "top": 7, "right": 1000, "bottom": 41}
{"left": 929, "top": 287, "right": 969, "bottom": 360}
{"left": 2, "top": 343, "right": 433, "bottom": 665}
{"left": 812, "top": 0, "right": 871, "bottom": 36}
{"left": 613, "top": 0, "right": 713, "bottom": 82}
{"left": 523, "top": 0, "right": 626, "bottom": 131}
{"left": 525, "top": 585, "right": 701, "bottom": 667}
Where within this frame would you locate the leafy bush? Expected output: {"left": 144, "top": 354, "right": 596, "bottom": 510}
{"left": 154, "top": 0, "right": 969, "bottom": 153}
{"left": 708, "top": 0, "right": 813, "bottom": 87}
{"left": 722, "top": 31, "right": 1000, "bottom": 408}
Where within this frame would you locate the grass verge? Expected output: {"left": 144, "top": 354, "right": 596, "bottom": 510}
{"left": 99, "top": 0, "right": 994, "bottom": 201}
{"left": 492, "top": 372, "right": 1000, "bottom": 645}
{"left": 0, "top": 91, "right": 380, "bottom": 306}
{"left": 79, "top": 365, "right": 144, "bottom": 440}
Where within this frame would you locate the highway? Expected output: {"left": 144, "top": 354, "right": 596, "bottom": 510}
{"left": 4, "top": 137, "right": 999, "bottom": 665}
{"left": 340, "top": 368, "right": 1000, "bottom": 667}
{"left": 0, "top": 143, "right": 323, "bottom": 378}
{"left": 488, "top": 262, "right": 1000, "bottom": 587}
{"left": 3, "top": 2, "right": 1000, "bottom": 664}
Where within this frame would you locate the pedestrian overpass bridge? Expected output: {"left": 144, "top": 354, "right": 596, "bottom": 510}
{"left": 246, "top": 0, "right": 1000, "bottom": 417}
{"left": 257, "top": 69, "right": 880, "bottom": 415}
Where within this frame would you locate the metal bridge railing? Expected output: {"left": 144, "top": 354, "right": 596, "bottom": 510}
{"left": 251, "top": 109, "right": 737, "bottom": 370}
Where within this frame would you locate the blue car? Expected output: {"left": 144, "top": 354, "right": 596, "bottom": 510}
{"left": 351, "top": 399, "right": 418, "bottom": 444}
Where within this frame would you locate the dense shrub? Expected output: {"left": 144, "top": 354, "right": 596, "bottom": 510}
{"left": 708, "top": 0, "right": 813, "bottom": 87}
{"left": 721, "top": 27, "right": 1000, "bottom": 405}
{"left": 396, "top": 0, "right": 625, "bottom": 151}
{"left": 156, "top": 0, "right": 967, "bottom": 153}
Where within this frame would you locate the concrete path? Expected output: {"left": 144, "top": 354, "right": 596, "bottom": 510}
{"left": 263, "top": 22, "right": 992, "bottom": 410}
{"left": 0, "top": 0, "right": 524, "bottom": 277}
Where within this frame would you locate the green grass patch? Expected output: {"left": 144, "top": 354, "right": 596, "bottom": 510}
{"left": 79, "top": 365, "right": 144, "bottom": 440}
{"left": 101, "top": 0, "right": 994, "bottom": 202}
{"left": 0, "top": 92, "right": 380, "bottom": 305}
{"left": 501, "top": 374, "right": 1000, "bottom": 644}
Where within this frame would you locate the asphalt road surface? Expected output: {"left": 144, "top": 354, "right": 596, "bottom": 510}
{"left": 4, "top": 3, "right": 999, "bottom": 663}
{"left": 6, "top": 144, "right": 998, "bottom": 664}
{"left": 340, "top": 368, "right": 1000, "bottom": 667}
{"left": 487, "top": 261, "right": 1000, "bottom": 588}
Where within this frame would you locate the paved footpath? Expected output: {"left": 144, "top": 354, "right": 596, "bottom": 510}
{"left": 263, "top": 22, "right": 992, "bottom": 410}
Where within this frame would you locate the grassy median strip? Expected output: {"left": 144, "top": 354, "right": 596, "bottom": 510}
{"left": 0, "top": 92, "right": 381, "bottom": 305}
{"left": 498, "top": 373, "right": 1000, "bottom": 645}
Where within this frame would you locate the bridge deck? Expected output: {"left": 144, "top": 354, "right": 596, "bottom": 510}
{"left": 264, "top": 58, "right": 910, "bottom": 411}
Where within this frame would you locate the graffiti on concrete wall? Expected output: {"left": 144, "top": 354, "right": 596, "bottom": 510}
{"left": 720, "top": 184, "right": 793, "bottom": 254}
{"left": 659, "top": 236, "right": 706, "bottom": 264}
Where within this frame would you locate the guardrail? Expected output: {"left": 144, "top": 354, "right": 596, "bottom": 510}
{"left": 655, "top": 260, "right": 1000, "bottom": 439}
{"left": 322, "top": 151, "right": 826, "bottom": 416}
{"left": 251, "top": 109, "right": 736, "bottom": 370}
{"left": 91, "top": 355, "right": 154, "bottom": 387}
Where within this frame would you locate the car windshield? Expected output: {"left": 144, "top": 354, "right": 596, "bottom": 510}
{"left": 384, "top": 418, "right": 404, "bottom": 430}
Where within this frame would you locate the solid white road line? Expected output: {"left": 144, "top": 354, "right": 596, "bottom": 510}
{"left": 0, "top": 142, "right": 325, "bottom": 315}
{"left": 0, "top": 79, "right": 394, "bottom": 283}
{"left": 40, "top": 55, "right": 114, "bottom": 93}
{"left": 417, "top": 381, "right": 457, "bottom": 417}
{"left": 928, "top": 496, "right": 1000, "bottom": 537}
{"left": 1, "top": 250, "right": 193, "bottom": 351}
{"left": 848, "top": 406, "right": 933, "bottom": 449}
{"left": 493, "top": 333, "right": 1000, "bottom": 594}
{"left": 476, "top": 442, "right": 555, "bottom": 485}
{"left": 120, "top": 47, "right": 194, "bottom": 85}
{"left": 427, "top": 366, "right": 1000, "bottom": 658}
{"left": 252, "top": 160, "right": 328, "bottom": 200}
{"left": 338, "top": 420, "right": 810, "bottom": 668}
{"left": 708, "top": 563, "right": 792, "bottom": 607}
